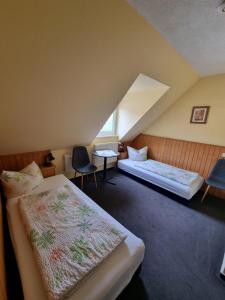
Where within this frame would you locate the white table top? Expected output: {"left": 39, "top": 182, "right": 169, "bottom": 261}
{"left": 93, "top": 150, "right": 119, "bottom": 158}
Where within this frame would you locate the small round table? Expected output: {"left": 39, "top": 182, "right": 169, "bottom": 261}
{"left": 92, "top": 150, "right": 119, "bottom": 185}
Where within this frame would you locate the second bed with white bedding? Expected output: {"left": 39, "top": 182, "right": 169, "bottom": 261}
{"left": 7, "top": 174, "right": 145, "bottom": 300}
{"left": 118, "top": 159, "right": 204, "bottom": 200}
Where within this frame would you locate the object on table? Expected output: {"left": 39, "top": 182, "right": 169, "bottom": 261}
{"left": 44, "top": 152, "right": 55, "bottom": 166}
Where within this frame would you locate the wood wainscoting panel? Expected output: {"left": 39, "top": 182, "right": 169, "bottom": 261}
{"left": 131, "top": 134, "right": 225, "bottom": 199}
{"left": 0, "top": 150, "right": 50, "bottom": 173}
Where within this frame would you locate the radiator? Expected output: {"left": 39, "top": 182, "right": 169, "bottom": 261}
{"left": 93, "top": 142, "right": 118, "bottom": 167}
{"left": 64, "top": 153, "right": 73, "bottom": 173}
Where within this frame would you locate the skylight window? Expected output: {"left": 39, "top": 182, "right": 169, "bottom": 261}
{"left": 97, "top": 111, "right": 117, "bottom": 137}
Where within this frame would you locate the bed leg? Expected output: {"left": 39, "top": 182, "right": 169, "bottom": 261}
{"left": 201, "top": 185, "right": 210, "bottom": 203}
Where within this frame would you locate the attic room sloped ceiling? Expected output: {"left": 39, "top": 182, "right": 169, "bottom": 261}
{"left": 0, "top": 0, "right": 199, "bottom": 155}
{"left": 127, "top": 0, "right": 225, "bottom": 76}
{"left": 117, "top": 74, "right": 170, "bottom": 140}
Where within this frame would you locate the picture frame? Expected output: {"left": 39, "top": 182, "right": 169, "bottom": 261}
{"left": 190, "top": 106, "right": 210, "bottom": 124}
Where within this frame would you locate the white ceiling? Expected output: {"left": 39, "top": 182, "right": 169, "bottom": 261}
{"left": 127, "top": 0, "right": 225, "bottom": 76}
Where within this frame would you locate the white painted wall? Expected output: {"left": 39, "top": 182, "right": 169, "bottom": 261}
{"left": 145, "top": 74, "right": 225, "bottom": 146}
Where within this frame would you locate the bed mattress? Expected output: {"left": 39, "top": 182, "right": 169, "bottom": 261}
{"left": 7, "top": 174, "right": 145, "bottom": 300}
{"left": 118, "top": 159, "right": 204, "bottom": 200}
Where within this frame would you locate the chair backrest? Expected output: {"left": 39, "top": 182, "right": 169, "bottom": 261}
{"left": 72, "top": 146, "right": 90, "bottom": 170}
{"left": 209, "top": 159, "right": 225, "bottom": 181}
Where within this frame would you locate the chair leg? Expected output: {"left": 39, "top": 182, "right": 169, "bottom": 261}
{"left": 81, "top": 174, "right": 84, "bottom": 190}
{"left": 93, "top": 172, "right": 97, "bottom": 188}
{"left": 74, "top": 171, "right": 77, "bottom": 178}
{"left": 201, "top": 185, "right": 210, "bottom": 203}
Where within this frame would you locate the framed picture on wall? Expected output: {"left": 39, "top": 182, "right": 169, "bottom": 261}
{"left": 190, "top": 106, "right": 210, "bottom": 124}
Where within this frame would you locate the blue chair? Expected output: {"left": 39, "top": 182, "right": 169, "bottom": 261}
{"left": 201, "top": 159, "right": 225, "bottom": 203}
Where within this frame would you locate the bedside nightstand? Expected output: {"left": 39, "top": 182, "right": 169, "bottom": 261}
{"left": 40, "top": 164, "right": 56, "bottom": 178}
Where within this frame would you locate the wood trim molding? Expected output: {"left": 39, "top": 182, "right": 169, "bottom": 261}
{"left": 130, "top": 134, "right": 225, "bottom": 199}
{"left": 0, "top": 199, "right": 7, "bottom": 300}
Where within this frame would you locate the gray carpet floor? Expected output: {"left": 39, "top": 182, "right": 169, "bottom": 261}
{"left": 72, "top": 169, "right": 225, "bottom": 300}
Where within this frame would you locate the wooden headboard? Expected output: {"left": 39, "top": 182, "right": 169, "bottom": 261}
{"left": 0, "top": 150, "right": 50, "bottom": 173}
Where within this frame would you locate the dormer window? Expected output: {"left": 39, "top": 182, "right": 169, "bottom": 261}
{"left": 97, "top": 111, "right": 117, "bottom": 137}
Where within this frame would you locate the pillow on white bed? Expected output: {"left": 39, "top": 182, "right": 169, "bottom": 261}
{"left": 1, "top": 161, "right": 43, "bottom": 198}
{"left": 127, "top": 146, "right": 148, "bottom": 161}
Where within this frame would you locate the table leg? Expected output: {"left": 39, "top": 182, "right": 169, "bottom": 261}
{"left": 97, "top": 156, "right": 116, "bottom": 185}
{"left": 103, "top": 157, "right": 107, "bottom": 181}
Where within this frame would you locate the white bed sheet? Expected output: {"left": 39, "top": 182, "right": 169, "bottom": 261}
{"left": 118, "top": 159, "right": 204, "bottom": 200}
{"left": 7, "top": 174, "right": 145, "bottom": 300}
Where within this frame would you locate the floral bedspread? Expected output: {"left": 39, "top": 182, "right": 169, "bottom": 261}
{"left": 135, "top": 160, "right": 199, "bottom": 186}
{"left": 19, "top": 184, "right": 127, "bottom": 300}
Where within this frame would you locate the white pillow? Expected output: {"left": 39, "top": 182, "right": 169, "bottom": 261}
{"left": 1, "top": 161, "right": 43, "bottom": 198}
{"left": 127, "top": 146, "right": 148, "bottom": 161}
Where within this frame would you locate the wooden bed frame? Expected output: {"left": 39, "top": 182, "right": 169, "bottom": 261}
{"left": 0, "top": 150, "right": 52, "bottom": 300}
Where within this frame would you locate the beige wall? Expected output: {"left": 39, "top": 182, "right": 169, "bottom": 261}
{"left": 0, "top": 0, "right": 198, "bottom": 155}
{"left": 145, "top": 74, "right": 225, "bottom": 146}
{"left": 117, "top": 74, "right": 169, "bottom": 139}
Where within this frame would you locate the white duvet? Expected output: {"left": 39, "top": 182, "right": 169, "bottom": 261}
{"left": 135, "top": 160, "right": 199, "bottom": 186}
{"left": 19, "top": 184, "right": 127, "bottom": 300}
